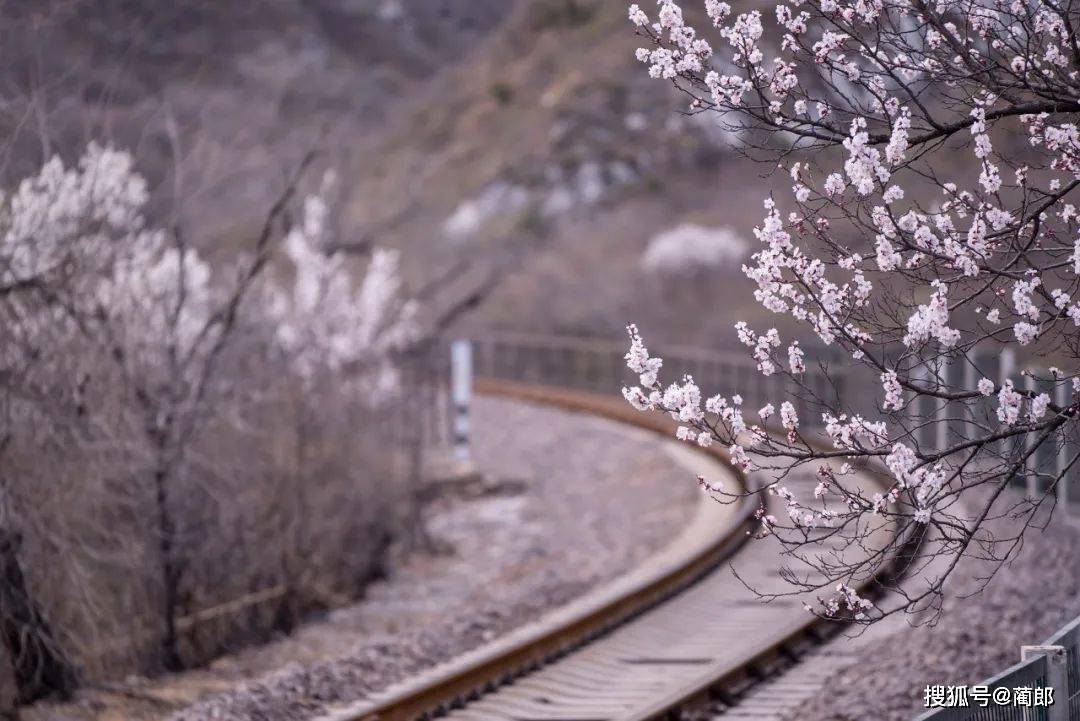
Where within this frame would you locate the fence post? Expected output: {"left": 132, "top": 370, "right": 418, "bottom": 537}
{"left": 1021, "top": 645, "right": 1068, "bottom": 721}
{"left": 450, "top": 339, "right": 472, "bottom": 462}
{"left": 1023, "top": 373, "right": 1040, "bottom": 499}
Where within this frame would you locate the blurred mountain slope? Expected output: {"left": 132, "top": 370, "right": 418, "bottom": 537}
{"left": 343, "top": 0, "right": 777, "bottom": 346}
{"left": 1, "top": 0, "right": 778, "bottom": 347}
{"left": 0, "top": 1, "right": 522, "bottom": 244}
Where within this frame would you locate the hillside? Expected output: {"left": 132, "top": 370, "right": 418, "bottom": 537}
{"left": 1, "top": 0, "right": 785, "bottom": 350}
{"left": 342, "top": 0, "right": 781, "bottom": 347}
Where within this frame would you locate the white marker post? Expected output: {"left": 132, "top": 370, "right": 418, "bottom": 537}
{"left": 450, "top": 339, "right": 473, "bottom": 462}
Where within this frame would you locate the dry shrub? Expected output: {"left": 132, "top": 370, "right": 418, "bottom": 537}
{"left": 0, "top": 295, "right": 426, "bottom": 689}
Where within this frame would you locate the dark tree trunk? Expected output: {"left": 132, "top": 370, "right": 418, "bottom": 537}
{"left": 153, "top": 465, "right": 183, "bottom": 672}
{"left": 274, "top": 411, "right": 308, "bottom": 636}
{"left": 0, "top": 528, "right": 78, "bottom": 703}
{"left": 400, "top": 358, "right": 435, "bottom": 554}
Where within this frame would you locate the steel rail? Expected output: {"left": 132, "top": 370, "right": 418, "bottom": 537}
{"left": 319, "top": 379, "right": 911, "bottom": 721}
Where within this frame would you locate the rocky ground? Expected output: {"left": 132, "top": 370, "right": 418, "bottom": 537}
{"left": 28, "top": 395, "right": 698, "bottom": 721}
{"left": 787, "top": 501, "right": 1080, "bottom": 721}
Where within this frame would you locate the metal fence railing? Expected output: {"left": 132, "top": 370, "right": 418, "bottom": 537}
{"left": 1046, "top": 617, "right": 1080, "bottom": 720}
{"left": 914, "top": 622, "right": 1076, "bottom": 720}
{"left": 915, "top": 653, "right": 1050, "bottom": 721}
{"left": 470, "top": 334, "right": 1080, "bottom": 513}
{"left": 470, "top": 332, "right": 849, "bottom": 432}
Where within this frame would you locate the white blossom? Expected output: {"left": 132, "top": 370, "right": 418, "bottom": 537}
{"left": 268, "top": 182, "right": 418, "bottom": 393}
{"left": 1029, "top": 393, "right": 1051, "bottom": 421}
{"left": 997, "top": 380, "right": 1023, "bottom": 426}
{"left": 903, "top": 281, "right": 961, "bottom": 348}
{"left": 641, "top": 224, "right": 747, "bottom": 274}
{"left": 787, "top": 342, "right": 805, "bottom": 374}
{"left": 881, "top": 370, "right": 903, "bottom": 410}
{"left": 780, "top": 401, "right": 799, "bottom": 433}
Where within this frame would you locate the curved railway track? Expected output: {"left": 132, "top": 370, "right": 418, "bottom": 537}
{"left": 318, "top": 378, "right": 906, "bottom": 721}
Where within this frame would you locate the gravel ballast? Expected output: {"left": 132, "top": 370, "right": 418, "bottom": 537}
{"left": 789, "top": 505, "right": 1080, "bottom": 721}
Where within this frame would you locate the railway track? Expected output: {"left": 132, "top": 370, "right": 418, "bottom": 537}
{"left": 318, "top": 378, "right": 905, "bottom": 721}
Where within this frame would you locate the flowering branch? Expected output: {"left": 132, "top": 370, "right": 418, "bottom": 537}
{"left": 621, "top": 0, "right": 1080, "bottom": 622}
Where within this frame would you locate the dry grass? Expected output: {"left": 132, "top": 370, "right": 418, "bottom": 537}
{"left": 0, "top": 333, "right": 423, "bottom": 690}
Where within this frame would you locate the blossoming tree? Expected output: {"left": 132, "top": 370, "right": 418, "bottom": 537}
{"left": 267, "top": 173, "right": 418, "bottom": 397}
{"left": 0, "top": 141, "right": 318, "bottom": 675}
{"left": 622, "top": 0, "right": 1080, "bottom": 622}
{"left": 264, "top": 173, "right": 426, "bottom": 569}
{"left": 0, "top": 144, "right": 152, "bottom": 700}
